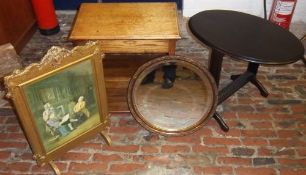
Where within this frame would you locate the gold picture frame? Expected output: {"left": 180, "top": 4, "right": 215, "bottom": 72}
{"left": 4, "top": 42, "right": 111, "bottom": 173}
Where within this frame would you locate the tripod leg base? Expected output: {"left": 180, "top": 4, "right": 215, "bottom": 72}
{"left": 230, "top": 74, "right": 240, "bottom": 81}
{"left": 213, "top": 112, "right": 229, "bottom": 132}
{"left": 250, "top": 78, "right": 269, "bottom": 97}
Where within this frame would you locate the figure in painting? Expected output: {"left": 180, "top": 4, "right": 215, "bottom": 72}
{"left": 42, "top": 96, "right": 91, "bottom": 141}
{"left": 42, "top": 103, "right": 70, "bottom": 138}
{"left": 73, "top": 96, "right": 90, "bottom": 126}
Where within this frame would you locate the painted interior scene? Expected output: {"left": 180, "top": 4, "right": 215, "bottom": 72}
{"left": 24, "top": 59, "right": 100, "bottom": 152}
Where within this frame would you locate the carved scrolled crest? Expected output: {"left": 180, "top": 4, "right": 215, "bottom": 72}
{"left": 4, "top": 41, "right": 102, "bottom": 97}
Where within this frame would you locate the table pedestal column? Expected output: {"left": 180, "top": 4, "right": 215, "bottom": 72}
{"left": 209, "top": 49, "right": 229, "bottom": 132}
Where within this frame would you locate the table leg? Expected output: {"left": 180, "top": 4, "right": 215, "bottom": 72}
{"left": 209, "top": 49, "right": 224, "bottom": 86}
{"left": 213, "top": 112, "right": 229, "bottom": 132}
{"left": 208, "top": 49, "right": 229, "bottom": 132}
{"left": 231, "top": 63, "right": 269, "bottom": 97}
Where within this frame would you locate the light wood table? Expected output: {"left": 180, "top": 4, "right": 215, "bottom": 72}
{"left": 69, "top": 3, "right": 181, "bottom": 112}
{"left": 69, "top": 3, "right": 180, "bottom": 55}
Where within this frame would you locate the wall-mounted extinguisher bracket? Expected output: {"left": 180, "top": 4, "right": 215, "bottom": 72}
{"left": 269, "top": 0, "right": 298, "bottom": 29}
{"left": 31, "top": 0, "right": 60, "bottom": 35}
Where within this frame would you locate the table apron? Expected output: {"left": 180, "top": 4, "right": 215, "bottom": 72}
{"left": 72, "top": 39, "right": 177, "bottom": 54}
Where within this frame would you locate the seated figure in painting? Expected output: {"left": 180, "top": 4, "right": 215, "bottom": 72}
{"left": 42, "top": 103, "right": 70, "bottom": 138}
{"left": 73, "top": 96, "right": 90, "bottom": 127}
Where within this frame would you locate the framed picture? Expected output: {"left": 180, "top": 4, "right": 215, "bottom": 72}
{"left": 4, "top": 42, "right": 110, "bottom": 168}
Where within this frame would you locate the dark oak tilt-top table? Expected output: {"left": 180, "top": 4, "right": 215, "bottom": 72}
{"left": 188, "top": 10, "right": 305, "bottom": 131}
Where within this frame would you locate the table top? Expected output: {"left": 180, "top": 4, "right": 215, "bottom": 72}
{"left": 69, "top": 3, "right": 180, "bottom": 40}
{"left": 188, "top": 10, "right": 304, "bottom": 65}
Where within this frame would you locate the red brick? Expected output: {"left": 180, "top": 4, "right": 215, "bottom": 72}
{"left": 274, "top": 149, "right": 296, "bottom": 156}
{"left": 238, "top": 98, "right": 263, "bottom": 105}
{"left": 20, "top": 152, "right": 34, "bottom": 161}
{"left": 103, "top": 145, "right": 139, "bottom": 153}
{"left": 203, "top": 137, "right": 241, "bottom": 145}
{"left": 238, "top": 113, "right": 272, "bottom": 120}
{"left": 242, "top": 138, "right": 268, "bottom": 146}
{"left": 0, "top": 116, "right": 8, "bottom": 124}
{"left": 143, "top": 133, "right": 160, "bottom": 143}
{"left": 109, "top": 163, "right": 146, "bottom": 173}
{"left": 6, "top": 162, "right": 32, "bottom": 172}
{"left": 69, "top": 163, "right": 107, "bottom": 172}
{"left": 161, "top": 145, "right": 190, "bottom": 153}
{"left": 235, "top": 167, "right": 276, "bottom": 175}
{"left": 93, "top": 153, "right": 122, "bottom": 162}
{"left": 31, "top": 163, "right": 67, "bottom": 173}
{"left": 5, "top": 125, "right": 21, "bottom": 132}
{"left": 76, "top": 143, "right": 102, "bottom": 151}
{"left": 277, "top": 158, "right": 306, "bottom": 167}
{"left": 141, "top": 145, "right": 159, "bottom": 153}
{"left": 254, "top": 105, "right": 287, "bottom": 114}
{"left": 277, "top": 130, "right": 303, "bottom": 138}
{"left": 7, "top": 133, "right": 25, "bottom": 140}
{"left": 166, "top": 136, "right": 200, "bottom": 143}
{"left": 269, "top": 139, "right": 306, "bottom": 147}
{"left": 192, "top": 127, "right": 213, "bottom": 136}
{"left": 0, "top": 151, "right": 11, "bottom": 160}
{"left": 194, "top": 166, "right": 233, "bottom": 174}
{"left": 205, "top": 119, "right": 219, "bottom": 127}
{"left": 258, "top": 148, "right": 273, "bottom": 156}
{"left": 217, "top": 157, "right": 252, "bottom": 165}
{"left": 279, "top": 169, "right": 306, "bottom": 175}
{"left": 193, "top": 166, "right": 203, "bottom": 174}
{"left": 296, "top": 148, "right": 306, "bottom": 157}
{"left": 250, "top": 121, "right": 273, "bottom": 128}
{"left": 61, "top": 152, "right": 91, "bottom": 161}
{"left": 222, "top": 112, "right": 238, "bottom": 119}
{"left": 143, "top": 155, "right": 170, "bottom": 164}
{"left": 110, "top": 126, "right": 140, "bottom": 134}
{"left": 291, "top": 104, "right": 306, "bottom": 114}
{"left": 0, "top": 141, "right": 27, "bottom": 149}
{"left": 5, "top": 117, "right": 18, "bottom": 124}
{"left": 297, "top": 121, "right": 306, "bottom": 129}
{"left": 0, "top": 133, "right": 8, "bottom": 140}
{"left": 241, "top": 130, "right": 276, "bottom": 138}
{"left": 214, "top": 128, "right": 241, "bottom": 137}
{"left": 192, "top": 145, "right": 229, "bottom": 154}
{"left": 258, "top": 148, "right": 296, "bottom": 157}
{"left": 273, "top": 114, "right": 305, "bottom": 120}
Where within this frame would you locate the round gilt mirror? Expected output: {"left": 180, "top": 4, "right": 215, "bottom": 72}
{"left": 128, "top": 56, "right": 218, "bottom": 136}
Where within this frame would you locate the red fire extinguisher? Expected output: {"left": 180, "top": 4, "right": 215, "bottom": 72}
{"left": 269, "top": 0, "right": 297, "bottom": 29}
{"left": 31, "top": 0, "right": 60, "bottom": 35}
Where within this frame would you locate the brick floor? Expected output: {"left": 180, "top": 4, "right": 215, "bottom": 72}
{"left": 0, "top": 12, "right": 305, "bottom": 175}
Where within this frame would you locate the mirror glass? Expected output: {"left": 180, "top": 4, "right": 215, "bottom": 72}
{"left": 128, "top": 56, "right": 217, "bottom": 135}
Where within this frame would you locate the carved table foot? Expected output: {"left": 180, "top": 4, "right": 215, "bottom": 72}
{"left": 100, "top": 131, "right": 112, "bottom": 146}
{"left": 213, "top": 112, "right": 229, "bottom": 132}
{"left": 49, "top": 161, "right": 61, "bottom": 175}
{"left": 250, "top": 78, "right": 269, "bottom": 97}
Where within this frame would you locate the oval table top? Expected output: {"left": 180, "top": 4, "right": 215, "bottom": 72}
{"left": 188, "top": 10, "right": 304, "bottom": 65}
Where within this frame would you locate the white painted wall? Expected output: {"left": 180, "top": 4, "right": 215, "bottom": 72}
{"left": 183, "top": 0, "right": 306, "bottom": 23}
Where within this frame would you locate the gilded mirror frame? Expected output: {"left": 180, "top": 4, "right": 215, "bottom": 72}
{"left": 128, "top": 55, "right": 218, "bottom": 136}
